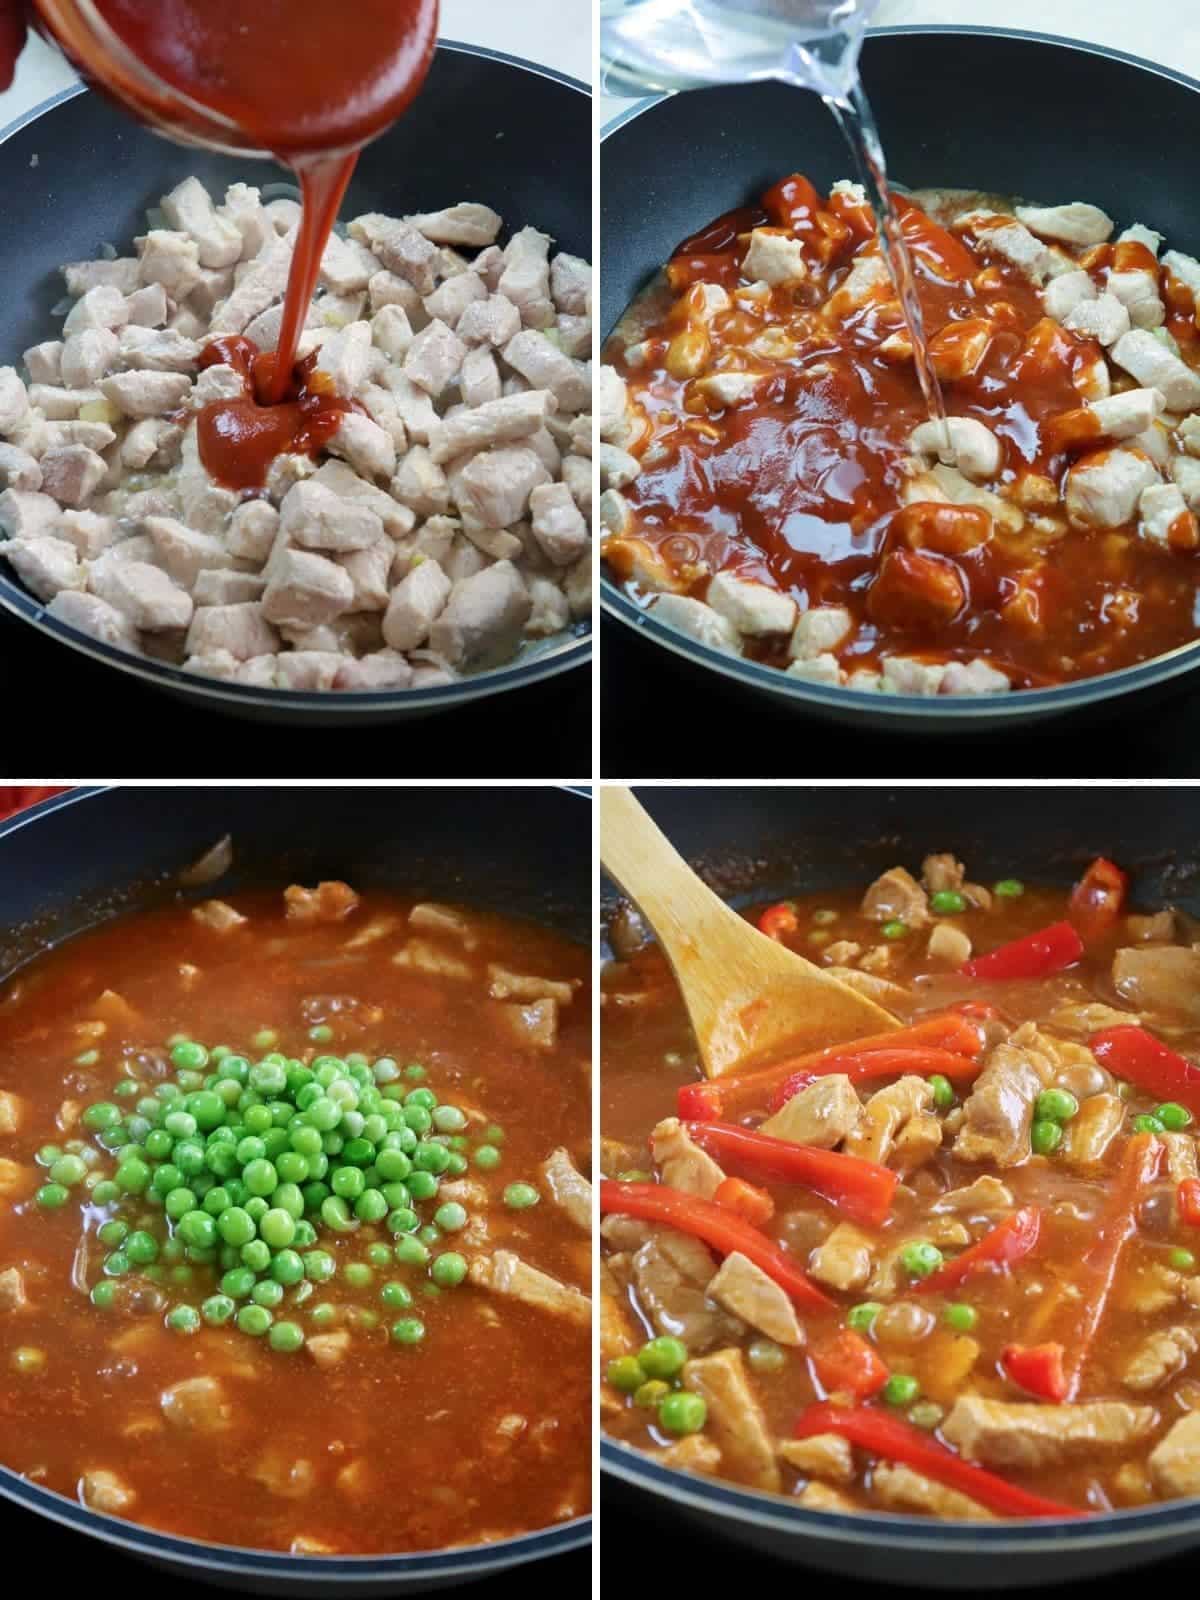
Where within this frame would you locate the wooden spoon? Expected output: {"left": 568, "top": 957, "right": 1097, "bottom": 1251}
{"left": 600, "top": 787, "right": 900, "bottom": 1078}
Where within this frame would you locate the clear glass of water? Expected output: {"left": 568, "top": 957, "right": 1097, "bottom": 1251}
{"left": 599, "top": 0, "right": 881, "bottom": 100}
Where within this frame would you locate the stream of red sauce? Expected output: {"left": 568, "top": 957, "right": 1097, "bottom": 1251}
{"left": 35, "top": 0, "right": 438, "bottom": 475}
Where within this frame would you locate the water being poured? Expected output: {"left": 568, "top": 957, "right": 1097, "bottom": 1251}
{"left": 601, "top": 0, "right": 950, "bottom": 436}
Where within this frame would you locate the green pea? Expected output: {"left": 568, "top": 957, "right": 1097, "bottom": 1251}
{"left": 390, "top": 1317, "right": 425, "bottom": 1345}
{"left": 432, "top": 1105, "right": 467, "bottom": 1134}
{"left": 35, "top": 1183, "right": 69, "bottom": 1209}
{"left": 944, "top": 1303, "right": 977, "bottom": 1333}
{"left": 388, "top": 1207, "right": 419, "bottom": 1235}
{"left": 177, "top": 1210, "right": 217, "bottom": 1250}
{"left": 125, "top": 1230, "right": 159, "bottom": 1265}
{"left": 166, "top": 1304, "right": 201, "bottom": 1334}
{"left": 402, "top": 1062, "right": 427, "bottom": 1082}
{"left": 221, "top": 1267, "right": 256, "bottom": 1300}
{"left": 634, "top": 1379, "right": 671, "bottom": 1409}
{"left": 259, "top": 1208, "right": 296, "bottom": 1249}
{"left": 1031, "top": 1119, "right": 1064, "bottom": 1155}
{"left": 115, "top": 1157, "right": 150, "bottom": 1194}
{"left": 1035, "top": 1088, "right": 1079, "bottom": 1123}
{"left": 237, "top": 1304, "right": 273, "bottom": 1336}
{"left": 303, "top": 1249, "right": 336, "bottom": 1283}
{"left": 1170, "top": 1247, "right": 1197, "bottom": 1272}
{"left": 929, "top": 890, "right": 967, "bottom": 915}
{"left": 881, "top": 920, "right": 908, "bottom": 940}
{"left": 607, "top": 1355, "right": 645, "bottom": 1393}
{"left": 908, "top": 1400, "right": 944, "bottom": 1431}
{"left": 658, "top": 1391, "right": 706, "bottom": 1436}
{"left": 434, "top": 1201, "right": 468, "bottom": 1233}
{"left": 431, "top": 1252, "right": 467, "bottom": 1288}
{"left": 90, "top": 1281, "right": 117, "bottom": 1309}
{"left": 49, "top": 1154, "right": 87, "bottom": 1187}
{"left": 900, "top": 1241, "right": 943, "bottom": 1278}
{"left": 381, "top": 1279, "right": 413, "bottom": 1308}
{"left": 993, "top": 879, "right": 1024, "bottom": 898}
{"left": 202, "top": 1294, "right": 235, "bottom": 1325}
{"left": 414, "top": 1141, "right": 450, "bottom": 1175}
{"left": 98, "top": 1218, "right": 129, "bottom": 1248}
{"left": 847, "top": 1301, "right": 883, "bottom": 1332}
{"left": 638, "top": 1336, "right": 689, "bottom": 1379}
{"left": 83, "top": 1102, "right": 122, "bottom": 1132}
{"left": 309, "top": 1302, "right": 338, "bottom": 1327}
{"left": 747, "top": 1339, "right": 787, "bottom": 1374}
{"left": 217, "top": 1206, "right": 256, "bottom": 1246}
{"left": 394, "top": 1237, "right": 428, "bottom": 1267}
{"left": 269, "top": 1319, "right": 305, "bottom": 1352}
{"left": 1157, "top": 1103, "right": 1193, "bottom": 1132}
{"left": 884, "top": 1373, "right": 920, "bottom": 1406}
{"left": 473, "top": 1143, "right": 502, "bottom": 1171}
{"left": 308, "top": 1025, "right": 334, "bottom": 1045}
{"left": 252, "top": 1279, "right": 284, "bottom": 1308}
{"left": 928, "top": 1075, "right": 955, "bottom": 1111}
{"left": 503, "top": 1183, "right": 539, "bottom": 1210}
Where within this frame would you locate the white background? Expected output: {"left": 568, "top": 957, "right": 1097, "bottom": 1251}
{"left": 0, "top": 0, "right": 591, "bottom": 124}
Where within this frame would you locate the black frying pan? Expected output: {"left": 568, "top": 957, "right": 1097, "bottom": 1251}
{"left": 0, "top": 782, "right": 590, "bottom": 1591}
{"left": 601, "top": 27, "right": 1200, "bottom": 735}
{"left": 0, "top": 41, "right": 591, "bottom": 726}
{"left": 602, "top": 782, "right": 1200, "bottom": 1585}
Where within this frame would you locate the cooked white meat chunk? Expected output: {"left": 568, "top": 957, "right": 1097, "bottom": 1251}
{"left": 47, "top": 589, "right": 139, "bottom": 649}
{"left": 1122, "top": 1326, "right": 1199, "bottom": 1392}
{"left": 0, "top": 1266, "right": 28, "bottom": 1310}
{"left": 706, "top": 570, "right": 796, "bottom": 636}
{"left": 468, "top": 1250, "right": 590, "bottom": 1327}
{"left": 1113, "top": 945, "right": 1200, "bottom": 1023}
{"left": 409, "top": 202, "right": 502, "bottom": 247}
{"left": 1064, "top": 448, "right": 1160, "bottom": 530}
{"left": 954, "top": 1027, "right": 1056, "bottom": 1166}
{"left": 160, "top": 1376, "right": 232, "bottom": 1433}
{"left": 779, "top": 1433, "right": 855, "bottom": 1483}
{"left": 428, "top": 560, "right": 531, "bottom": 669}
{"left": 910, "top": 417, "right": 1002, "bottom": 481}
{"left": 651, "top": 594, "right": 739, "bottom": 653}
{"left": 1043, "top": 268, "right": 1096, "bottom": 322}
{"left": 541, "top": 1147, "right": 591, "bottom": 1231}
{"left": 650, "top": 1117, "right": 724, "bottom": 1200}
{"left": 943, "top": 1396, "right": 1155, "bottom": 1471}
{"left": 1062, "top": 292, "right": 1130, "bottom": 347}
{"left": 862, "top": 866, "right": 929, "bottom": 927}
{"left": 1112, "top": 329, "right": 1200, "bottom": 409}
{"left": 649, "top": 1435, "right": 722, "bottom": 1476}
{"left": 683, "top": 1348, "right": 781, "bottom": 1492}
{"left": 1061, "top": 1093, "right": 1125, "bottom": 1167}
{"left": 1139, "top": 482, "right": 1198, "bottom": 550}
{"left": 708, "top": 1251, "right": 804, "bottom": 1345}
{"left": 844, "top": 1075, "right": 933, "bottom": 1167}
{"left": 497, "top": 227, "right": 555, "bottom": 329}
{"left": 759, "top": 1074, "right": 861, "bottom": 1147}
{"left": 958, "top": 213, "right": 1052, "bottom": 282}
{"left": 81, "top": 1468, "right": 137, "bottom": 1515}
{"left": 1015, "top": 201, "right": 1113, "bottom": 245}
{"left": 1149, "top": 1412, "right": 1200, "bottom": 1497}
{"left": 808, "top": 1222, "right": 874, "bottom": 1292}
{"left": 872, "top": 1462, "right": 995, "bottom": 1521}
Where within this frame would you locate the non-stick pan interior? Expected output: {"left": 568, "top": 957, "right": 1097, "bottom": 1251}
{"left": 3, "top": 43, "right": 589, "bottom": 359}
{"left": 603, "top": 785, "right": 1200, "bottom": 920}
{"left": 0, "top": 785, "right": 590, "bottom": 980}
{"left": 601, "top": 27, "right": 1200, "bottom": 332}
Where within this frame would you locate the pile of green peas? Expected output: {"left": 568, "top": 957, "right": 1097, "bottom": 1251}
{"left": 32, "top": 1037, "right": 535, "bottom": 1354}
{"left": 607, "top": 1336, "right": 707, "bottom": 1437}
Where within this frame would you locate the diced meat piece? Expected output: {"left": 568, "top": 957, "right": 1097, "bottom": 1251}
{"left": 931, "top": 1177, "right": 1015, "bottom": 1218}
{"left": 272, "top": 651, "right": 339, "bottom": 691}
{"left": 651, "top": 593, "right": 740, "bottom": 653}
{"left": 959, "top": 213, "right": 1052, "bottom": 282}
{"left": 26, "top": 384, "right": 93, "bottom": 422}
{"left": 468, "top": 1250, "right": 590, "bottom": 1327}
{"left": 526, "top": 481, "right": 588, "bottom": 568}
{"left": 280, "top": 480, "right": 384, "bottom": 553}
{"left": 306, "top": 1330, "right": 351, "bottom": 1369}
{"left": 459, "top": 345, "right": 501, "bottom": 409}
{"left": 161, "top": 1376, "right": 232, "bottom": 1433}
{"left": 381, "top": 557, "right": 452, "bottom": 652}
{"left": 1108, "top": 267, "right": 1165, "bottom": 330}
{"left": 1015, "top": 201, "right": 1113, "bottom": 245}
{"left": 47, "top": 589, "right": 138, "bottom": 649}
{"left": 367, "top": 271, "right": 423, "bottom": 320}
{"left": 400, "top": 318, "right": 466, "bottom": 400}
{"left": 1149, "top": 1411, "right": 1200, "bottom": 1497}
{"left": 262, "top": 549, "right": 355, "bottom": 628}
{"left": 0, "top": 1092, "right": 24, "bottom": 1135}
{"left": 873, "top": 1462, "right": 994, "bottom": 1521}
{"left": 1113, "top": 945, "right": 1200, "bottom": 1023}
{"left": 1064, "top": 447, "right": 1160, "bottom": 530}
{"left": 371, "top": 303, "right": 414, "bottom": 363}
{"left": 207, "top": 229, "right": 296, "bottom": 335}
{"left": 523, "top": 574, "right": 569, "bottom": 638}
{"left": 498, "top": 227, "right": 555, "bottom": 329}
{"left": 495, "top": 996, "right": 559, "bottom": 1049}
{"left": 1059, "top": 1091, "right": 1125, "bottom": 1168}
{"left": 161, "top": 177, "right": 242, "bottom": 268}
{"left": 1122, "top": 1325, "right": 1199, "bottom": 1393}
{"left": 797, "top": 1482, "right": 856, "bottom": 1511}
{"left": 90, "top": 560, "right": 193, "bottom": 630}
{"left": 331, "top": 649, "right": 413, "bottom": 690}
{"left": 116, "top": 325, "right": 200, "bottom": 374}
{"left": 3, "top": 533, "right": 85, "bottom": 599}
{"left": 391, "top": 446, "right": 449, "bottom": 518}
{"left": 81, "top": 1468, "right": 137, "bottom": 1515}
{"left": 1112, "top": 328, "right": 1200, "bottom": 409}
{"left": 1139, "top": 482, "right": 1199, "bottom": 551}
{"left": 409, "top": 203, "right": 502, "bottom": 247}
{"left": 910, "top": 417, "right": 1002, "bottom": 482}
{"left": 121, "top": 417, "right": 182, "bottom": 472}
{"left": 943, "top": 1395, "right": 1155, "bottom": 1471}
{"left": 62, "top": 257, "right": 140, "bottom": 298}
{"left": 218, "top": 182, "right": 271, "bottom": 260}
{"left": 252, "top": 1448, "right": 316, "bottom": 1501}
{"left": 1043, "top": 269, "right": 1097, "bottom": 322}
{"left": 335, "top": 539, "right": 391, "bottom": 612}
{"left": 0, "top": 1266, "right": 28, "bottom": 1310}
{"left": 458, "top": 293, "right": 522, "bottom": 350}
{"left": 317, "top": 232, "right": 377, "bottom": 298}
{"left": 650, "top": 1117, "right": 725, "bottom": 1199}
{"left": 308, "top": 459, "right": 413, "bottom": 540}
{"left": 143, "top": 517, "right": 233, "bottom": 587}
{"left": 502, "top": 330, "right": 589, "bottom": 413}
{"left": 759, "top": 1074, "right": 861, "bottom": 1147}
{"left": 1061, "top": 292, "right": 1130, "bottom": 347}
{"left": 486, "top": 963, "right": 573, "bottom": 1003}
{"left": 779, "top": 1433, "right": 855, "bottom": 1484}
{"left": 928, "top": 922, "right": 972, "bottom": 964}
{"left": 137, "top": 230, "right": 202, "bottom": 299}
{"left": 125, "top": 283, "right": 169, "bottom": 327}
{"left": 708, "top": 1251, "right": 803, "bottom": 1346}
{"left": 541, "top": 1147, "right": 591, "bottom": 1232}
{"left": 624, "top": 1224, "right": 739, "bottom": 1352}
{"left": 60, "top": 328, "right": 119, "bottom": 389}
{"left": 63, "top": 285, "right": 129, "bottom": 337}
{"left": 99, "top": 370, "right": 191, "bottom": 419}
{"left": 430, "top": 392, "right": 554, "bottom": 468}
{"left": 694, "top": 569, "right": 794, "bottom": 637}
{"left": 0, "top": 444, "right": 41, "bottom": 492}
{"left": 326, "top": 411, "right": 396, "bottom": 481}
{"left": 922, "top": 853, "right": 965, "bottom": 893}
{"left": 192, "top": 899, "right": 247, "bottom": 933}
{"left": 845, "top": 1074, "right": 933, "bottom": 1166}
{"left": 0, "top": 367, "right": 29, "bottom": 434}
{"left": 348, "top": 213, "right": 438, "bottom": 294}
{"left": 743, "top": 228, "right": 808, "bottom": 286}
{"left": 649, "top": 1435, "right": 722, "bottom": 1476}
{"left": 186, "top": 603, "right": 279, "bottom": 662}
{"left": 284, "top": 881, "right": 359, "bottom": 922}
{"left": 788, "top": 603, "right": 852, "bottom": 660}
{"left": 683, "top": 1348, "right": 780, "bottom": 1492}
{"left": 24, "top": 341, "right": 63, "bottom": 385}
{"left": 426, "top": 558, "right": 529, "bottom": 670}
{"left": 861, "top": 866, "right": 929, "bottom": 928}
{"left": 424, "top": 269, "right": 487, "bottom": 327}
{"left": 808, "top": 1222, "right": 874, "bottom": 1293}
{"left": 550, "top": 253, "right": 590, "bottom": 316}
{"left": 227, "top": 499, "right": 279, "bottom": 563}
{"left": 953, "top": 1028, "right": 1057, "bottom": 1166}
{"left": 310, "top": 320, "right": 371, "bottom": 399}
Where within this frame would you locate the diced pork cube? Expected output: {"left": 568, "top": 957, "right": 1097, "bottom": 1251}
{"left": 3, "top": 533, "right": 85, "bottom": 599}
{"left": 1112, "top": 328, "right": 1200, "bottom": 409}
{"left": 116, "top": 325, "right": 201, "bottom": 373}
{"left": 707, "top": 570, "right": 796, "bottom": 636}
{"left": 402, "top": 318, "right": 466, "bottom": 399}
{"left": 709, "top": 1251, "right": 804, "bottom": 1345}
{"left": 61, "top": 328, "right": 119, "bottom": 389}
{"left": 81, "top": 1468, "right": 137, "bottom": 1515}
{"left": 453, "top": 445, "right": 549, "bottom": 528}
{"left": 943, "top": 1395, "right": 1156, "bottom": 1471}
{"left": 327, "top": 411, "right": 396, "bottom": 481}
{"left": 137, "top": 230, "right": 203, "bottom": 299}
{"left": 47, "top": 589, "right": 139, "bottom": 649}
{"left": 0, "top": 368, "right": 30, "bottom": 435}
{"left": 502, "top": 329, "right": 589, "bottom": 412}
{"left": 382, "top": 558, "right": 452, "bottom": 650}
{"left": 458, "top": 293, "right": 522, "bottom": 349}
{"left": 161, "top": 1376, "right": 231, "bottom": 1433}
{"left": 63, "top": 285, "right": 129, "bottom": 338}
{"left": 424, "top": 270, "right": 486, "bottom": 326}
{"left": 911, "top": 416, "right": 1002, "bottom": 481}
{"left": 528, "top": 481, "right": 589, "bottom": 567}
{"left": 121, "top": 417, "right": 183, "bottom": 471}
{"left": 125, "top": 283, "right": 170, "bottom": 327}
{"left": 1014, "top": 201, "right": 1113, "bottom": 245}
{"left": 743, "top": 228, "right": 808, "bottom": 286}
{"left": 207, "top": 229, "right": 295, "bottom": 335}
{"left": 333, "top": 649, "right": 415, "bottom": 689}
{"left": 429, "top": 391, "right": 553, "bottom": 466}
{"left": 261, "top": 549, "right": 355, "bottom": 628}
{"left": 23, "top": 341, "right": 63, "bottom": 385}
{"left": 1149, "top": 1412, "right": 1200, "bottom": 1498}
{"left": 193, "top": 569, "right": 266, "bottom": 606}
{"left": 1064, "top": 447, "right": 1161, "bottom": 529}
{"left": 550, "top": 253, "right": 591, "bottom": 316}
{"left": 280, "top": 479, "right": 384, "bottom": 552}
{"left": 63, "top": 257, "right": 140, "bottom": 297}
{"left": 391, "top": 445, "right": 448, "bottom": 516}
{"left": 313, "top": 321, "right": 372, "bottom": 399}
{"left": 348, "top": 213, "right": 438, "bottom": 294}
{"left": 1139, "top": 482, "right": 1199, "bottom": 550}
{"left": 227, "top": 499, "right": 280, "bottom": 563}
{"left": 498, "top": 227, "right": 555, "bottom": 329}
{"left": 0, "top": 444, "right": 42, "bottom": 492}
{"left": 371, "top": 303, "right": 414, "bottom": 363}
{"left": 161, "top": 177, "right": 242, "bottom": 268}
{"left": 651, "top": 593, "right": 739, "bottom": 654}
{"left": 460, "top": 346, "right": 501, "bottom": 408}
{"left": 428, "top": 559, "right": 531, "bottom": 668}
{"left": 940, "top": 659, "right": 1012, "bottom": 695}
{"left": 39, "top": 445, "right": 107, "bottom": 507}
{"left": 90, "top": 560, "right": 193, "bottom": 630}
{"left": 99, "top": 370, "right": 191, "bottom": 418}
{"left": 409, "top": 202, "right": 502, "bottom": 246}
{"left": 336, "top": 539, "right": 392, "bottom": 611}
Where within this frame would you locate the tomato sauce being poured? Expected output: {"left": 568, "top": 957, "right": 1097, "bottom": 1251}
{"left": 36, "top": 0, "right": 438, "bottom": 463}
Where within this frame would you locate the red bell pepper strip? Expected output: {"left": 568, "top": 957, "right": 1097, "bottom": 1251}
{"left": 599, "top": 1179, "right": 833, "bottom": 1311}
{"left": 761, "top": 173, "right": 821, "bottom": 232}
{"left": 916, "top": 1207, "right": 1042, "bottom": 1294}
{"left": 811, "top": 1330, "right": 889, "bottom": 1400}
{"left": 1001, "top": 1342, "right": 1068, "bottom": 1403}
{"left": 1178, "top": 1178, "right": 1200, "bottom": 1227}
{"left": 677, "top": 1013, "right": 985, "bottom": 1123}
{"left": 713, "top": 1175, "right": 774, "bottom": 1227}
{"left": 757, "top": 903, "right": 799, "bottom": 941}
{"left": 1068, "top": 857, "right": 1128, "bottom": 944}
{"left": 767, "top": 1046, "right": 982, "bottom": 1115}
{"left": 1061, "top": 1133, "right": 1162, "bottom": 1399}
{"left": 1090, "top": 1026, "right": 1200, "bottom": 1120}
{"left": 687, "top": 1120, "right": 897, "bottom": 1229}
{"left": 962, "top": 920, "right": 1084, "bottom": 980}
{"left": 793, "top": 1403, "right": 1087, "bottom": 1519}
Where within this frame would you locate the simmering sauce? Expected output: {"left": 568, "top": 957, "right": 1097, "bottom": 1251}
{"left": 606, "top": 175, "right": 1200, "bottom": 688}
{"left": 36, "top": 0, "right": 438, "bottom": 460}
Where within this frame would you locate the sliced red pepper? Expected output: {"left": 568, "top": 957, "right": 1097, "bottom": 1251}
{"left": 599, "top": 1179, "right": 833, "bottom": 1311}
{"left": 961, "top": 920, "right": 1084, "bottom": 980}
{"left": 891, "top": 194, "right": 980, "bottom": 283}
{"left": 757, "top": 903, "right": 799, "bottom": 941}
{"left": 917, "top": 1207, "right": 1042, "bottom": 1294}
{"left": 767, "top": 1046, "right": 982, "bottom": 1115}
{"left": 677, "top": 1013, "right": 985, "bottom": 1124}
{"left": 1068, "top": 857, "right": 1128, "bottom": 944}
{"left": 793, "top": 1403, "right": 1087, "bottom": 1519}
{"left": 665, "top": 252, "right": 740, "bottom": 292}
{"left": 1001, "top": 1341, "right": 1068, "bottom": 1403}
{"left": 1061, "top": 1133, "right": 1161, "bottom": 1398}
{"left": 811, "top": 1330, "right": 889, "bottom": 1400}
{"left": 688, "top": 1121, "right": 897, "bottom": 1229}
{"left": 714, "top": 1175, "right": 774, "bottom": 1227}
{"left": 1091, "top": 1026, "right": 1200, "bottom": 1120}
{"left": 1178, "top": 1178, "right": 1200, "bottom": 1227}
{"left": 761, "top": 173, "right": 821, "bottom": 233}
